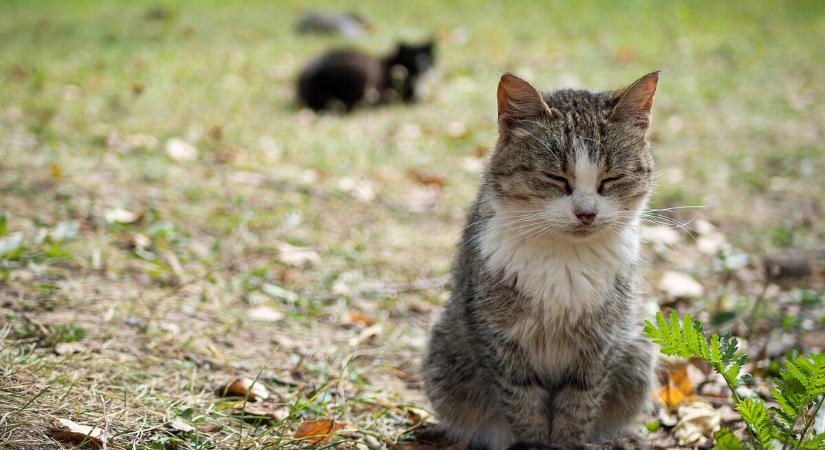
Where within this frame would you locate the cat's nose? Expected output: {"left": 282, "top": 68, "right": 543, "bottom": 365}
{"left": 575, "top": 210, "right": 597, "bottom": 226}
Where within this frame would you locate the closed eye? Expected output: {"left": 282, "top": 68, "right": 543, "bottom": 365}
{"left": 540, "top": 171, "right": 572, "bottom": 195}
{"left": 598, "top": 175, "right": 624, "bottom": 194}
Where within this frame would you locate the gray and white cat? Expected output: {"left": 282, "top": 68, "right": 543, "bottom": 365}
{"left": 423, "top": 72, "right": 660, "bottom": 449}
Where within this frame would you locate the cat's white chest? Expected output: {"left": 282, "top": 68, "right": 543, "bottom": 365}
{"left": 479, "top": 216, "right": 639, "bottom": 354}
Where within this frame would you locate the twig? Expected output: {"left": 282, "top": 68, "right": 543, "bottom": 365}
{"left": 794, "top": 395, "right": 824, "bottom": 450}
{"left": 100, "top": 394, "right": 109, "bottom": 450}
{"left": 356, "top": 274, "right": 451, "bottom": 297}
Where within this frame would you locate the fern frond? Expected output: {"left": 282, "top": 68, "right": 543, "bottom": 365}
{"left": 644, "top": 310, "right": 695, "bottom": 357}
{"left": 737, "top": 398, "right": 776, "bottom": 449}
{"left": 802, "top": 432, "right": 825, "bottom": 449}
{"left": 713, "top": 428, "right": 747, "bottom": 450}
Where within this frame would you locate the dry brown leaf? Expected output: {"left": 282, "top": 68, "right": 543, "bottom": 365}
{"left": 406, "top": 169, "right": 446, "bottom": 187}
{"left": 658, "top": 363, "right": 697, "bottom": 408}
{"left": 130, "top": 233, "right": 151, "bottom": 250}
{"left": 233, "top": 404, "right": 290, "bottom": 423}
{"left": 343, "top": 310, "right": 374, "bottom": 327}
{"left": 673, "top": 401, "right": 721, "bottom": 445}
{"left": 293, "top": 419, "right": 345, "bottom": 445}
{"left": 167, "top": 417, "right": 195, "bottom": 433}
{"left": 349, "top": 324, "right": 382, "bottom": 347}
{"left": 48, "top": 418, "right": 105, "bottom": 448}
{"left": 208, "top": 125, "right": 223, "bottom": 141}
{"left": 217, "top": 378, "right": 269, "bottom": 402}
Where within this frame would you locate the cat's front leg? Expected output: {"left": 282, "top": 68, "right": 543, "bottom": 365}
{"left": 497, "top": 381, "right": 552, "bottom": 444}
{"left": 488, "top": 340, "right": 553, "bottom": 445}
{"left": 548, "top": 360, "right": 610, "bottom": 444}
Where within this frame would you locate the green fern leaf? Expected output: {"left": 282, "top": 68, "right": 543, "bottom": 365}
{"left": 802, "top": 432, "right": 825, "bottom": 449}
{"left": 713, "top": 428, "right": 747, "bottom": 450}
{"left": 737, "top": 398, "right": 775, "bottom": 449}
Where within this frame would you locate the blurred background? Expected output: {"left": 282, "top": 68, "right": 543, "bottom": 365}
{"left": 1, "top": 1, "right": 823, "bottom": 448}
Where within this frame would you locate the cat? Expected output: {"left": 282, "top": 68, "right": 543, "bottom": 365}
{"left": 296, "top": 40, "right": 435, "bottom": 112}
{"left": 423, "top": 71, "right": 661, "bottom": 450}
{"left": 295, "top": 10, "right": 369, "bottom": 37}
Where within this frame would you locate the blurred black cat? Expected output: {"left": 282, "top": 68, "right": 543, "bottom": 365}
{"left": 297, "top": 40, "right": 435, "bottom": 112}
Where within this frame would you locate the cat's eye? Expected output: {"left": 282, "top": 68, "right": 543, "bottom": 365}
{"left": 540, "top": 172, "right": 572, "bottom": 195}
{"left": 598, "top": 175, "right": 624, "bottom": 194}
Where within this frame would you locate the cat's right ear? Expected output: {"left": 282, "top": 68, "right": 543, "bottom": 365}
{"left": 497, "top": 73, "right": 554, "bottom": 132}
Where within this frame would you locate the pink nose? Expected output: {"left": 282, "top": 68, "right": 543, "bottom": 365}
{"left": 576, "top": 212, "right": 596, "bottom": 226}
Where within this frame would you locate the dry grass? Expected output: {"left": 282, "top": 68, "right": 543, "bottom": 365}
{"left": 1, "top": 1, "right": 824, "bottom": 448}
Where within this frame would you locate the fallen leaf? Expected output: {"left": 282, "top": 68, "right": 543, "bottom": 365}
{"left": 232, "top": 404, "right": 290, "bottom": 423}
{"left": 657, "top": 406, "right": 678, "bottom": 427}
{"left": 673, "top": 401, "right": 721, "bottom": 445}
{"left": 343, "top": 310, "right": 374, "bottom": 327}
{"left": 293, "top": 419, "right": 345, "bottom": 445}
{"left": 348, "top": 324, "right": 382, "bottom": 347}
{"left": 247, "top": 305, "right": 284, "bottom": 322}
{"left": 405, "top": 406, "right": 437, "bottom": 426}
{"left": 218, "top": 378, "right": 269, "bottom": 402}
{"left": 335, "top": 177, "right": 376, "bottom": 202}
{"left": 54, "top": 342, "right": 87, "bottom": 355}
{"left": 261, "top": 283, "right": 298, "bottom": 303}
{"left": 405, "top": 186, "right": 440, "bottom": 214}
{"left": 696, "top": 232, "right": 728, "bottom": 255}
{"left": 461, "top": 157, "right": 484, "bottom": 173}
{"left": 48, "top": 418, "right": 105, "bottom": 448}
{"left": 166, "top": 137, "right": 198, "bottom": 162}
{"left": 276, "top": 241, "right": 320, "bottom": 268}
{"left": 658, "top": 362, "right": 698, "bottom": 408}
{"left": 208, "top": 125, "right": 223, "bottom": 141}
{"left": 406, "top": 169, "right": 446, "bottom": 187}
{"left": 105, "top": 208, "right": 144, "bottom": 224}
{"left": 658, "top": 270, "right": 704, "bottom": 299}
{"left": 167, "top": 417, "right": 195, "bottom": 433}
{"left": 130, "top": 233, "right": 151, "bottom": 250}
{"left": 447, "top": 121, "right": 466, "bottom": 138}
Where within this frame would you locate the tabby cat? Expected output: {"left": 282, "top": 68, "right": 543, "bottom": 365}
{"left": 424, "top": 72, "right": 661, "bottom": 449}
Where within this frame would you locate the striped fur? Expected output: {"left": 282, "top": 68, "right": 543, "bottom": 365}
{"left": 424, "top": 72, "right": 660, "bottom": 449}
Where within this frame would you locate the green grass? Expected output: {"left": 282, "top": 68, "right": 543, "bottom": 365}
{"left": 1, "top": 0, "right": 824, "bottom": 448}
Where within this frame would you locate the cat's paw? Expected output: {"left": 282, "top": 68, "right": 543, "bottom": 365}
{"left": 506, "top": 442, "right": 553, "bottom": 450}
{"left": 592, "top": 433, "right": 650, "bottom": 450}
{"left": 506, "top": 442, "right": 587, "bottom": 450}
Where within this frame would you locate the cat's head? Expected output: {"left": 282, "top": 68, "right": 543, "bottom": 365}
{"left": 390, "top": 40, "right": 435, "bottom": 76}
{"left": 485, "top": 72, "right": 659, "bottom": 241}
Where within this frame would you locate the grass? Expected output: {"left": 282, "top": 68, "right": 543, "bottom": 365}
{"left": 0, "top": 0, "right": 823, "bottom": 448}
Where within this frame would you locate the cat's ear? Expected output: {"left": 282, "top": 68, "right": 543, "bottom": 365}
{"left": 610, "top": 71, "right": 659, "bottom": 129}
{"left": 497, "top": 73, "right": 553, "bottom": 130}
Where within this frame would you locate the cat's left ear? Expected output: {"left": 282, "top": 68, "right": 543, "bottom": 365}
{"left": 610, "top": 71, "right": 659, "bottom": 129}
